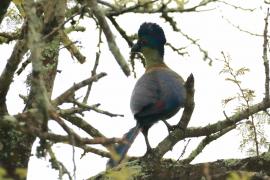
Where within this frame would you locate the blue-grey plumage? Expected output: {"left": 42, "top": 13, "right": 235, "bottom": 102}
{"left": 131, "top": 67, "right": 186, "bottom": 128}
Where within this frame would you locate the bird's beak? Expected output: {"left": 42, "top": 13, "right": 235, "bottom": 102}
{"left": 131, "top": 42, "right": 141, "bottom": 53}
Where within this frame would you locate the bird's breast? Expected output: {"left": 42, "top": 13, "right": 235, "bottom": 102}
{"left": 130, "top": 68, "right": 186, "bottom": 124}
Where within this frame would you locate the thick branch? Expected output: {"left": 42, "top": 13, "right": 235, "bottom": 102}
{"left": 185, "top": 100, "right": 270, "bottom": 138}
{"left": 153, "top": 99, "right": 270, "bottom": 159}
{"left": 90, "top": 152, "right": 270, "bottom": 179}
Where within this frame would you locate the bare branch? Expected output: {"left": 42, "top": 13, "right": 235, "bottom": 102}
{"left": 166, "top": 42, "right": 188, "bottom": 56}
{"left": 52, "top": 72, "right": 107, "bottom": 106}
{"left": 161, "top": 12, "right": 213, "bottom": 65}
{"left": 152, "top": 98, "right": 270, "bottom": 160}
{"left": 73, "top": 101, "right": 124, "bottom": 117}
{"left": 83, "top": 28, "right": 102, "bottom": 103}
{"left": 87, "top": 0, "right": 130, "bottom": 76}
{"left": 182, "top": 125, "right": 235, "bottom": 164}
{"left": 218, "top": 1, "right": 256, "bottom": 12}
{"left": 222, "top": 15, "right": 267, "bottom": 38}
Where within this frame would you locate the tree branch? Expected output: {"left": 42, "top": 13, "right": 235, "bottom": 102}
{"left": 52, "top": 72, "right": 107, "bottom": 105}
{"left": 60, "top": 30, "right": 86, "bottom": 64}
{"left": 87, "top": 0, "right": 130, "bottom": 76}
{"left": 0, "top": 39, "right": 27, "bottom": 115}
{"left": 263, "top": 8, "right": 270, "bottom": 101}
{"left": 182, "top": 125, "right": 235, "bottom": 164}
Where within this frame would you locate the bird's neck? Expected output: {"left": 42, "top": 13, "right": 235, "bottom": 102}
{"left": 143, "top": 48, "right": 165, "bottom": 69}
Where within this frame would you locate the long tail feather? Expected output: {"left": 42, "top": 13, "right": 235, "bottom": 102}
{"left": 107, "top": 124, "right": 140, "bottom": 168}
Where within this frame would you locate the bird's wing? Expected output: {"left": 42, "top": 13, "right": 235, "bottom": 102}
{"left": 130, "top": 72, "right": 162, "bottom": 118}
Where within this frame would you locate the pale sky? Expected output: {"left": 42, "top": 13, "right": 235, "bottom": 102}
{"left": 0, "top": 1, "right": 269, "bottom": 180}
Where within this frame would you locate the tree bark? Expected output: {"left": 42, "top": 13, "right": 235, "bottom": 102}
{"left": 90, "top": 152, "right": 270, "bottom": 180}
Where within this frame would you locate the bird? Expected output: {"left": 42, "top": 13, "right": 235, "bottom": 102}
{"left": 107, "top": 22, "right": 187, "bottom": 167}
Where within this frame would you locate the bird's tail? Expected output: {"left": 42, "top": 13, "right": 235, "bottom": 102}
{"left": 107, "top": 124, "right": 141, "bottom": 168}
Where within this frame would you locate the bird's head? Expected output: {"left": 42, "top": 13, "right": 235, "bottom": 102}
{"left": 131, "top": 22, "right": 166, "bottom": 58}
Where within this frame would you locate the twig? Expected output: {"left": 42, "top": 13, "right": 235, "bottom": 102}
{"left": 177, "top": 139, "right": 191, "bottom": 161}
{"left": 166, "top": 42, "right": 188, "bottom": 56}
{"left": 73, "top": 101, "right": 124, "bottom": 117}
{"left": 217, "top": 0, "right": 256, "bottom": 12}
{"left": 59, "top": 103, "right": 100, "bottom": 115}
{"left": 161, "top": 12, "right": 213, "bottom": 65}
{"left": 87, "top": 0, "right": 130, "bottom": 76}
{"left": 48, "top": 146, "right": 73, "bottom": 180}
{"left": 222, "top": 15, "right": 267, "bottom": 38}
{"left": 83, "top": 28, "right": 102, "bottom": 103}
{"left": 52, "top": 72, "right": 107, "bottom": 105}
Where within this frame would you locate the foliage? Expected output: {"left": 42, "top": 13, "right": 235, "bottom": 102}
{"left": 220, "top": 52, "right": 269, "bottom": 156}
